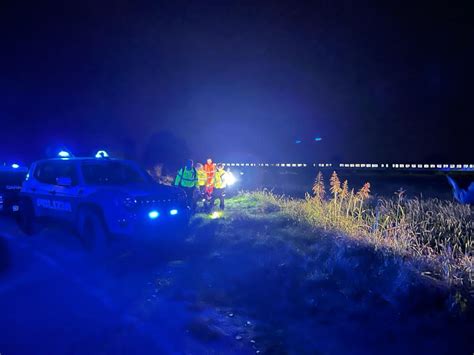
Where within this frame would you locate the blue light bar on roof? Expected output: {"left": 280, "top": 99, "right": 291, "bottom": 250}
{"left": 58, "top": 150, "right": 71, "bottom": 158}
{"left": 95, "top": 150, "right": 109, "bottom": 158}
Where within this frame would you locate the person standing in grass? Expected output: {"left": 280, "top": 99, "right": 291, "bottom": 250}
{"left": 174, "top": 159, "right": 197, "bottom": 210}
{"left": 203, "top": 158, "right": 216, "bottom": 197}
{"left": 208, "top": 163, "right": 227, "bottom": 211}
{"left": 195, "top": 163, "right": 207, "bottom": 204}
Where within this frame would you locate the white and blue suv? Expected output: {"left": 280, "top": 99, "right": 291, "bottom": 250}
{"left": 18, "top": 152, "right": 190, "bottom": 250}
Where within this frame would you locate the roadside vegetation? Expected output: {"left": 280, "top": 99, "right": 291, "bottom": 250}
{"left": 182, "top": 177, "right": 473, "bottom": 352}
{"left": 211, "top": 171, "right": 473, "bottom": 289}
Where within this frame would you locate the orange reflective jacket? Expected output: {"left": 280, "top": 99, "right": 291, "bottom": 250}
{"left": 203, "top": 162, "right": 216, "bottom": 193}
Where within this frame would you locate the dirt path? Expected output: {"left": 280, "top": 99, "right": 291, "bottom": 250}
{"left": 0, "top": 217, "right": 254, "bottom": 354}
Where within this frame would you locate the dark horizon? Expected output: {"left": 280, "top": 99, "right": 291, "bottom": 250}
{"left": 1, "top": 1, "right": 472, "bottom": 165}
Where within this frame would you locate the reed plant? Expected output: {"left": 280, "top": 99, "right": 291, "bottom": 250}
{"left": 242, "top": 172, "right": 473, "bottom": 286}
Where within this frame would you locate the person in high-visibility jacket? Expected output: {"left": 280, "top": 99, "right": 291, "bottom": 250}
{"left": 203, "top": 158, "right": 216, "bottom": 196}
{"left": 195, "top": 163, "right": 207, "bottom": 197}
{"left": 208, "top": 163, "right": 227, "bottom": 211}
{"left": 174, "top": 159, "right": 197, "bottom": 209}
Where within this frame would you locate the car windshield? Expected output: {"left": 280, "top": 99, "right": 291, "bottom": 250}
{"left": 81, "top": 161, "right": 147, "bottom": 185}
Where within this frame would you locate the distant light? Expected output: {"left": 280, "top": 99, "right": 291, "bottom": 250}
{"left": 314, "top": 137, "right": 323, "bottom": 141}
{"left": 169, "top": 209, "right": 178, "bottom": 216}
{"left": 95, "top": 150, "right": 109, "bottom": 158}
{"left": 11, "top": 163, "right": 20, "bottom": 169}
{"left": 58, "top": 150, "right": 70, "bottom": 158}
{"left": 295, "top": 140, "right": 302, "bottom": 144}
{"left": 148, "top": 210, "right": 160, "bottom": 219}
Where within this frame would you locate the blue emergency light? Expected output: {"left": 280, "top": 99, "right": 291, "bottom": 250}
{"left": 58, "top": 150, "right": 71, "bottom": 158}
{"left": 169, "top": 209, "right": 178, "bottom": 216}
{"left": 11, "top": 163, "right": 20, "bottom": 169}
{"left": 148, "top": 210, "right": 160, "bottom": 219}
{"left": 95, "top": 150, "right": 109, "bottom": 158}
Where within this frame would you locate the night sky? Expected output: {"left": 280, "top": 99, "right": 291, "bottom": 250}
{"left": 1, "top": 1, "right": 472, "bottom": 164}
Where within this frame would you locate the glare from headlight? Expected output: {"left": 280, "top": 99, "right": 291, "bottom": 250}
{"left": 169, "top": 209, "right": 178, "bottom": 216}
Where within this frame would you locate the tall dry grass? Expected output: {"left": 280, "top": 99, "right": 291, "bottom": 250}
{"left": 246, "top": 172, "right": 473, "bottom": 286}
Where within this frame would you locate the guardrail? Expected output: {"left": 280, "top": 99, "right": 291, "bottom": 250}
{"left": 222, "top": 163, "right": 474, "bottom": 171}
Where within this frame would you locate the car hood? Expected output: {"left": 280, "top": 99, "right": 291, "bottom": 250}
{"left": 121, "top": 183, "right": 185, "bottom": 200}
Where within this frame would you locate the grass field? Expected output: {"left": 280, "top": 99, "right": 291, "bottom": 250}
{"left": 182, "top": 183, "right": 473, "bottom": 352}
{"left": 202, "top": 172, "right": 473, "bottom": 303}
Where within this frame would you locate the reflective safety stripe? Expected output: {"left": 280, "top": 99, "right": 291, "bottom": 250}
{"left": 175, "top": 167, "right": 196, "bottom": 187}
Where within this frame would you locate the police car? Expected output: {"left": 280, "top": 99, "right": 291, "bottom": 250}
{"left": 0, "top": 163, "right": 28, "bottom": 214}
{"left": 18, "top": 150, "right": 190, "bottom": 249}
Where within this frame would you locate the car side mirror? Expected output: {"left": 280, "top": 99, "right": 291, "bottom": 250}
{"left": 56, "top": 176, "right": 72, "bottom": 187}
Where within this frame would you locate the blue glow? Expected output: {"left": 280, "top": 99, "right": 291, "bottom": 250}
{"left": 148, "top": 210, "right": 160, "bottom": 219}
{"left": 58, "top": 150, "right": 70, "bottom": 158}
{"left": 169, "top": 209, "right": 178, "bottom": 216}
{"left": 11, "top": 163, "right": 20, "bottom": 169}
{"left": 295, "top": 140, "right": 302, "bottom": 144}
{"left": 95, "top": 150, "right": 109, "bottom": 158}
{"left": 314, "top": 137, "right": 323, "bottom": 141}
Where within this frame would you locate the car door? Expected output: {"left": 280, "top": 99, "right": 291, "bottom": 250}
{"left": 52, "top": 161, "right": 81, "bottom": 221}
{"left": 32, "top": 161, "right": 61, "bottom": 218}
{"left": 32, "top": 161, "right": 76, "bottom": 220}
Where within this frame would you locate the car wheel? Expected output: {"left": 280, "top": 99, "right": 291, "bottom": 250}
{"left": 18, "top": 198, "right": 38, "bottom": 235}
{"left": 77, "top": 208, "right": 107, "bottom": 254}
